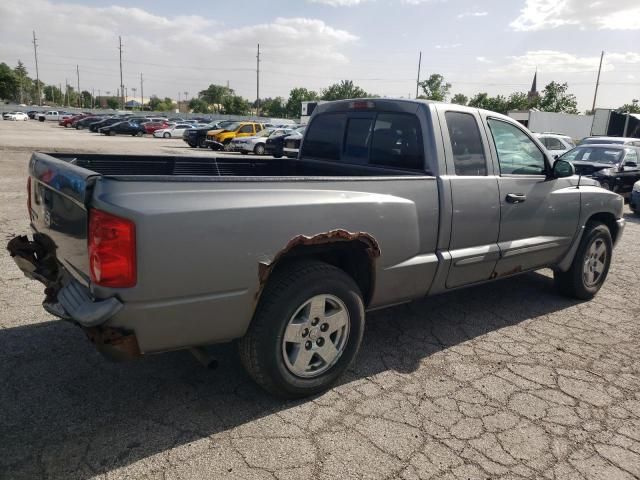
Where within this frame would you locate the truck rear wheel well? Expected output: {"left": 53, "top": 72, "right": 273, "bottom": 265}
{"left": 587, "top": 212, "right": 619, "bottom": 243}
{"left": 259, "top": 233, "right": 379, "bottom": 307}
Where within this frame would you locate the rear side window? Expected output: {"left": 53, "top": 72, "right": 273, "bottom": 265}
{"left": 344, "top": 118, "right": 374, "bottom": 161}
{"left": 444, "top": 112, "right": 487, "bottom": 176}
{"left": 301, "top": 113, "right": 346, "bottom": 161}
{"left": 370, "top": 114, "right": 423, "bottom": 170}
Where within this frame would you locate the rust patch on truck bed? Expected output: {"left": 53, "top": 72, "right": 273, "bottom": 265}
{"left": 258, "top": 229, "right": 381, "bottom": 286}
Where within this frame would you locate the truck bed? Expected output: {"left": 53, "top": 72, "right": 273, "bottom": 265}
{"left": 54, "top": 153, "right": 427, "bottom": 179}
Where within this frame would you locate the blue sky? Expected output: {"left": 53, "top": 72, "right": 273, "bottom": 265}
{"left": 0, "top": 0, "right": 638, "bottom": 111}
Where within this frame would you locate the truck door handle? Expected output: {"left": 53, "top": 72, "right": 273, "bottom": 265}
{"left": 506, "top": 193, "right": 526, "bottom": 204}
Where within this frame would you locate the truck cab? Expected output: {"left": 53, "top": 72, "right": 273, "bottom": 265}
{"left": 206, "top": 121, "right": 264, "bottom": 150}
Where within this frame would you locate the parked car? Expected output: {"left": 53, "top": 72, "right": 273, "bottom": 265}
{"left": 3, "top": 111, "right": 29, "bottom": 121}
{"left": 60, "top": 114, "right": 87, "bottom": 128}
{"left": 264, "top": 129, "right": 295, "bottom": 158}
{"left": 74, "top": 116, "right": 102, "bottom": 130}
{"left": 282, "top": 127, "right": 306, "bottom": 158}
{"left": 38, "top": 111, "right": 70, "bottom": 122}
{"left": 183, "top": 120, "right": 237, "bottom": 148}
{"left": 206, "top": 122, "right": 264, "bottom": 151}
{"left": 534, "top": 133, "right": 575, "bottom": 156}
{"left": 142, "top": 121, "right": 169, "bottom": 135}
{"left": 560, "top": 144, "right": 640, "bottom": 195}
{"left": 7, "top": 99, "right": 625, "bottom": 398}
{"left": 630, "top": 180, "right": 640, "bottom": 214}
{"left": 89, "top": 117, "right": 122, "bottom": 132}
{"left": 230, "top": 128, "right": 294, "bottom": 155}
{"left": 153, "top": 123, "right": 194, "bottom": 138}
{"left": 99, "top": 121, "right": 145, "bottom": 136}
{"left": 578, "top": 136, "right": 640, "bottom": 146}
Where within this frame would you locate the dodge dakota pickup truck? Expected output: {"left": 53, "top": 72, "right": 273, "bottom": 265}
{"left": 8, "top": 99, "right": 625, "bottom": 398}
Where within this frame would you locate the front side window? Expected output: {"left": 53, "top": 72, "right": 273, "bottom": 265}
{"left": 624, "top": 149, "right": 638, "bottom": 166}
{"left": 238, "top": 125, "right": 254, "bottom": 134}
{"left": 445, "top": 112, "right": 487, "bottom": 176}
{"left": 488, "top": 119, "right": 546, "bottom": 175}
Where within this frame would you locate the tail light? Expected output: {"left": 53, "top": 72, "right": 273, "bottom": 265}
{"left": 88, "top": 209, "right": 136, "bottom": 287}
{"left": 27, "top": 177, "right": 32, "bottom": 221}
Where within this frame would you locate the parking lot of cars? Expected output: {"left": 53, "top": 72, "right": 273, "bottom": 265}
{"left": 1, "top": 115, "right": 640, "bottom": 480}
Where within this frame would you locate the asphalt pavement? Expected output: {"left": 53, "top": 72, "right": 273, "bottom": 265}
{"left": 1, "top": 120, "right": 639, "bottom": 480}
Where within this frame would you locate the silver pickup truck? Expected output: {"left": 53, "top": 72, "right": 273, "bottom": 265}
{"left": 8, "top": 99, "right": 625, "bottom": 398}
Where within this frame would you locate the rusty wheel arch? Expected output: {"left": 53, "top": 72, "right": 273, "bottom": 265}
{"left": 256, "top": 229, "right": 381, "bottom": 306}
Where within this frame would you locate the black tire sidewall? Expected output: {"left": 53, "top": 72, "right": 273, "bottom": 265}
{"left": 254, "top": 144, "right": 265, "bottom": 155}
{"left": 256, "top": 267, "right": 364, "bottom": 397}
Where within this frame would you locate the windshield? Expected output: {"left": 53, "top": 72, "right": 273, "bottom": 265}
{"left": 579, "top": 138, "right": 624, "bottom": 145}
{"left": 561, "top": 147, "right": 624, "bottom": 164}
{"left": 222, "top": 122, "right": 241, "bottom": 131}
{"left": 255, "top": 129, "right": 273, "bottom": 137}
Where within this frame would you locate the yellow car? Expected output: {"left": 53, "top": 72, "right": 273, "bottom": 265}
{"left": 206, "top": 122, "right": 264, "bottom": 151}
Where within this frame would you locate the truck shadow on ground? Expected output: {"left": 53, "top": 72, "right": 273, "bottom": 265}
{"left": 0, "top": 270, "right": 581, "bottom": 479}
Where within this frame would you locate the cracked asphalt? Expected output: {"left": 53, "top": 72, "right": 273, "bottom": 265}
{"left": 1, "top": 121, "right": 639, "bottom": 480}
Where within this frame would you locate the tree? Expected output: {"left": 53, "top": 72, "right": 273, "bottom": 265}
{"left": 148, "top": 95, "right": 162, "bottom": 111}
{"left": 0, "top": 63, "right": 18, "bottom": 100}
{"left": 260, "top": 97, "right": 287, "bottom": 118}
{"left": 222, "top": 95, "right": 250, "bottom": 115}
{"left": 450, "top": 93, "right": 468, "bottom": 106}
{"left": 81, "top": 90, "right": 92, "bottom": 108}
{"left": 418, "top": 74, "right": 451, "bottom": 101}
{"left": 189, "top": 98, "right": 209, "bottom": 113}
{"left": 286, "top": 87, "right": 318, "bottom": 118}
{"left": 105, "top": 97, "right": 119, "bottom": 110}
{"left": 538, "top": 81, "right": 578, "bottom": 114}
{"left": 43, "top": 85, "right": 62, "bottom": 104}
{"left": 156, "top": 97, "right": 176, "bottom": 112}
{"left": 468, "top": 92, "right": 509, "bottom": 114}
{"left": 199, "top": 84, "right": 233, "bottom": 112}
{"left": 506, "top": 92, "right": 533, "bottom": 111}
{"left": 618, "top": 102, "right": 640, "bottom": 114}
{"left": 321, "top": 80, "right": 368, "bottom": 101}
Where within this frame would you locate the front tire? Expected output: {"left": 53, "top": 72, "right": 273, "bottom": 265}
{"left": 163, "top": 132, "right": 170, "bottom": 138}
{"left": 254, "top": 144, "right": 265, "bottom": 155}
{"left": 554, "top": 222, "right": 612, "bottom": 300}
{"left": 198, "top": 138, "right": 207, "bottom": 148}
{"left": 239, "top": 260, "right": 365, "bottom": 398}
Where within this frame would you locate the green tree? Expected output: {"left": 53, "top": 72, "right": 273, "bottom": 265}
{"left": 468, "top": 92, "right": 509, "bottom": 114}
{"left": 199, "top": 84, "right": 233, "bottom": 112}
{"left": 81, "top": 90, "right": 92, "bottom": 108}
{"left": 260, "top": 96, "right": 287, "bottom": 117}
{"left": 286, "top": 87, "right": 319, "bottom": 118}
{"left": 222, "top": 95, "right": 250, "bottom": 115}
{"left": 13, "top": 60, "right": 31, "bottom": 103}
{"left": 156, "top": 97, "right": 177, "bottom": 112}
{"left": 450, "top": 93, "right": 468, "bottom": 105}
{"left": 148, "top": 95, "right": 162, "bottom": 110}
{"left": 43, "top": 85, "right": 62, "bottom": 104}
{"left": 538, "top": 81, "right": 578, "bottom": 114}
{"left": 618, "top": 102, "right": 640, "bottom": 114}
{"left": 418, "top": 74, "right": 451, "bottom": 101}
{"left": 321, "top": 80, "right": 368, "bottom": 101}
{"left": 189, "top": 98, "right": 209, "bottom": 113}
{"left": 105, "top": 97, "right": 119, "bottom": 109}
{"left": 506, "top": 92, "right": 534, "bottom": 111}
{"left": 0, "top": 63, "right": 19, "bottom": 100}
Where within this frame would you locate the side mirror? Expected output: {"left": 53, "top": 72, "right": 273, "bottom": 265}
{"left": 553, "top": 154, "right": 560, "bottom": 160}
{"left": 552, "top": 159, "right": 575, "bottom": 178}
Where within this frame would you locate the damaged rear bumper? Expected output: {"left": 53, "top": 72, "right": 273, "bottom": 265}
{"left": 7, "top": 234, "right": 140, "bottom": 360}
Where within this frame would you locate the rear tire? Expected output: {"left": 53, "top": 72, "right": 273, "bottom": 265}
{"left": 554, "top": 222, "right": 612, "bottom": 300}
{"left": 136, "top": 131, "right": 143, "bottom": 137}
{"left": 254, "top": 144, "right": 265, "bottom": 155}
{"left": 238, "top": 260, "right": 365, "bottom": 399}
{"left": 198, "top": 138, "right": 207, "bottom": 148}
{"left": 163, "top": 132, "right": 170, "bottom": 138}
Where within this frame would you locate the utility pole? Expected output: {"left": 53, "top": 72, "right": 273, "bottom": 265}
{"left": 118, "top": 36, "right": 125, "bottom": 110}
{"left": 64, "top": 79, "right": 68, "bottom": 107}
{"left": 416, "top": 51, "right": 422, "bottom": 99}
{"left": 131, "top": 87, "right": 137, "bottom": 110}
{"left": 592, "top": 50, "right": 604, "bottom": 113}
{"left": 76, "top": 64, "right": 80, "bottom": 108}
{"left": 256, "top": 43, "right": 260, "bottom": 116}
{"left": 59, "top": 83, "right": 62, "bottom": 106}
{"left": 98, "top": 89, "right": 101, "bottom": 108}
{"left": 91, "top": 88, "right": 94, "bottom": 109}
{"left": 140, "top": 73, "right": 144, "bottom": 110}
{"left": 184, "top": 91, "right": 189, "bottom": 117}
{"left": 32, "top": 31, "right": 41, "bottom": 106}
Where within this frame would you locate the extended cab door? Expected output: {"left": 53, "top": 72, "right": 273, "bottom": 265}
{"left": 483, "top": 116, "right": 580, "bottom": 276}
{"left": 436, "top": 107, "right": 501, "bottom": 288}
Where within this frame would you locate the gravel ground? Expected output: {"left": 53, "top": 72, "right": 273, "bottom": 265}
{"left": 1, "top": 120, "right": 639, "bottom": 480}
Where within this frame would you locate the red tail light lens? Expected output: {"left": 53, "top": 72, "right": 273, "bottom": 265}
{"left": 88, "top": 209, "right": 136, "bottom": 287}
{"left": 27, "top": 177, "right": 32, "bottom": 221}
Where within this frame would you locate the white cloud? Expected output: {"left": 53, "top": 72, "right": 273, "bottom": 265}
{"left": 457, "top": 11, "right": 488, "bottom": 19}
{"left": 435, "top": 43, "right": 462, "bottom": 49}
{"left": 476, "top": 56, "right": 491, "bottom": 63}
{"left": 495, "top": 50, "right": 640, "bottom": 75}
{"left": 308, "top": 0, "right": 372, "bottom": 5}
{"left": 0, "top": 0, "right": 358, "bottom": 100}
{"left": 511, "top": 0, "right": 640, "bottom": 31}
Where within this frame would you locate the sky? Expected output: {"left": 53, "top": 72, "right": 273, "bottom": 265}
{"left": 0, "top": 0, "right": 638, "bottom": 111}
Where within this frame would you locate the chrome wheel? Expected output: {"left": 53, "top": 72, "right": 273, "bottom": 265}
{"left": 282, "top": 294, "right": 350, "bottom": 378}
{"left": 583, "top": 238, "right": 607, "bottom": 287}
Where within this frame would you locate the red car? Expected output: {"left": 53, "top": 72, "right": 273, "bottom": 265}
{"left": 59, "top": 114, "right": 87, "bottom": 128}
{"left": 143, "top": 121, "right": 169, "bottom": 134}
